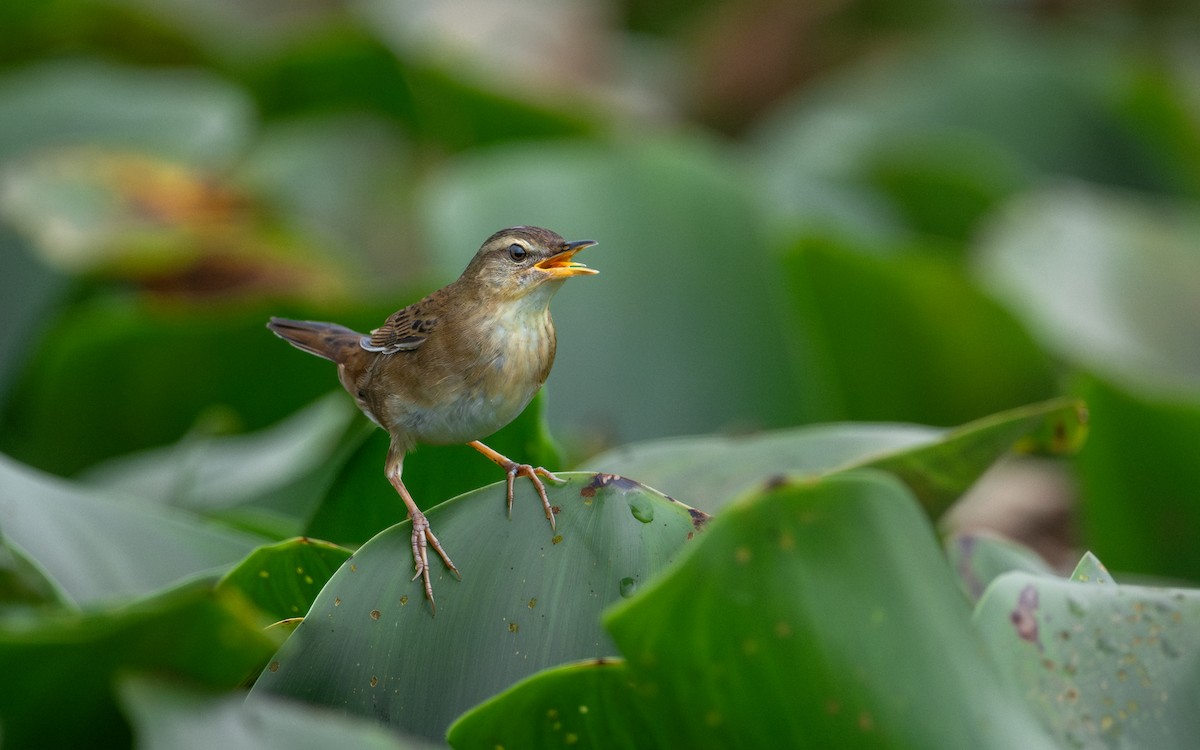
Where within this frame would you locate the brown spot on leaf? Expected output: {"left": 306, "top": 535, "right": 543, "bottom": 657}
{"left": 858, "top": 711, "right": 874, "bottom": 732}
{"left": 689, "top": 508, "right": 711, "bottom": 530}
{"left": 268, "top": 661, "right": 280, "bottom": 673}
{"left": 370, "top": 609, "right": 381, "bottom": 620}
{"left": 1011, "top": 584, "right": 1041, "bottom": 649}
{"left": 763, "top": 474, "right": 789, "bottom": 492}
{"left": 584, "top": 473, "right": 641, "bottom": 495}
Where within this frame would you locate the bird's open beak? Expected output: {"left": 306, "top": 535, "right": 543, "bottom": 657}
{"left": 535, "top": 240, "right": 599, "bottom": 278}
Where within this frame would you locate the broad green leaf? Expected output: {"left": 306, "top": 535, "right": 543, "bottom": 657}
{"left": 946, "top": 532, "right": 1056, "bottom": 604}
{"left": 863, "top": 133, "right": 1029, "bottom": 242}
{"left": 235, "top": 114, "right": 411, "bottom": 269}
{"left": 0, "top": 225, "right": 68, "bottom": 405}
{"left": 779, "top": 238, "right": 1057, "bottom": 424}
{"left": 82, "top": 393, "right": 359, "bottom": 536}
{"left": 458, "top": 472, "right": 1052, "bottom": 748}
{"left": 976, "top": 184, "right": 1200, "bottom": 400}
{"left": 864, "top": 399, "right": 1086, "bottom": 513}
{"left": 0, "top": 454, "right": 267, "bottom": 606}
{"left": 0, "top": 59, "right": 253, "bottom": 167}
{"left": 0, "top": 583, "right": 279, "bottom": 749}
{"left": 359, "top": 0, "right": 595, "bottom": 148}
{"left": 0, "top": 296, "right": 375, "bottom": 476}
{"left": 448, "top": 658, "right": 662, "bottom": 749}
{"left": 119, "top": 675, "right": 432, "bottom": 750}
{"left": 0, "top": 531, "right": 62, "bottom": 608}
{"left": 306, "top": 391, "right": 564, "bottom": 546}
{"left": 250, "top": 473, "right": 707, "bottom": 740}
{"left": 587, "top": 398, "right": 1086, "bottom": 515}
{"left": 607, "top": 470, "right": 1053, "bottom": 748}
{"left": 974, "top": 558, "right": 1200, "bottom": 748}
{"left": 216, "top": 537, "right": 353, "bottom": 623}
{"left": 751, "top": 29, "right": 1177, "bottom": 242}
{"left": 1072, "top": 374, "right": 1200, "bottom": 583}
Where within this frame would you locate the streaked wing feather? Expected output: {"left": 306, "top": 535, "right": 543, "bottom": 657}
{"left": 360, "top": 298, "right": 440, "bottom": 354}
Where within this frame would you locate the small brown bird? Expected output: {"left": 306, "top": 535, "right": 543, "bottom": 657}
{"left": 268, "top": 226, "right": 597, "bottom": 610}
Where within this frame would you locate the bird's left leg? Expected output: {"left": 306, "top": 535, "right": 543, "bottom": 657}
{"left": 466, "top": 440, "right": 561, "bottom": 530}
{"left": 385, "top": 443, "right": 460, "bottom": 613}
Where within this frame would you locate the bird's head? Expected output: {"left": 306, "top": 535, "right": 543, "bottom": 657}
{"left": 459, "top": 226, "right": 598, "bottom": 303}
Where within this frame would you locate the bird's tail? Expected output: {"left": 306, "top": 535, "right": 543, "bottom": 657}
{"left": 267, "top": 317, "right": 362, "bottom": 364}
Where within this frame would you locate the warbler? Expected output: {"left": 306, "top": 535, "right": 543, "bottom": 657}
{"left": 268, "top": 226, "right": 597, "bottom": 610}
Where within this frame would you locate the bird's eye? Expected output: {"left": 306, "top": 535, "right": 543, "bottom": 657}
{"left": 507, "top": 243, "right": 528, "bottom": 262}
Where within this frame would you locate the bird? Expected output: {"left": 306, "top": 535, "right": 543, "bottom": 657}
{"left": 267, "top": 226, "right": 597, "bottom": 611}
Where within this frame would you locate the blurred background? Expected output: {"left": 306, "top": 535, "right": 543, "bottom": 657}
{"left": 1, "top": 0, "right": 1199, "bottom": 581}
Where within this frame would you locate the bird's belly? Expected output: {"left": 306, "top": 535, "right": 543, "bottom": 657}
{"left": 395, "top": 383, "right": 536, "bottom": 445}
{"left": 378, "top": 310, "right": 554, "bottom": 445}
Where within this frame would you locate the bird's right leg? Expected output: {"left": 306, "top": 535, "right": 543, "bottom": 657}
{"left": 385, "top": 444, "right": 460, "bottom": 613}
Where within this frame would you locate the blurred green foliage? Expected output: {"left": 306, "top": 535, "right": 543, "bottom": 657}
{"left": 2, "top": 0, "right": 1200, "bottom": 746}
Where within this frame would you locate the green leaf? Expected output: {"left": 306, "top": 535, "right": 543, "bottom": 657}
{"left": 0, "top": 530, "right": 62, "bottom": 609}
{"left": 235, "top": 114, "right": 411, "bottom": 268}
{"left": 448, "top": 658, "right": 661, "bottom": 749}
{"left": 946, "top": 532, "right": 1056, "bottom": 604}
{"left": 306, "top": 391, "right": 564, "bottom": 546}
{"left": 779, "top": 237, "right": 1057, "bottom": 424}
{"left": 751, "top": 29, "right": 1176, "bottom": 242}
{"left": 0, "top": 296, "right": 371, "bottom": 476}
{"left": 974, "top": 558, "right": 1200, "bottom": 747}
{"left": 119, "top": 675, "right": 433, "bottom": 750}
{"left": 0, "top": 59, "right": 253, "bottom": 167}
{"left": 82, "top": 393, "right": 359, "bottom": 537}
{"left": 587, "top": 397, "right": 1087, "bottom": 515}
{"left": 976, "top": 184, "right": 1200, "bottom": 400}
{"left": 0, "top": 225, "right": 68, "bottom": 405}
{"left": 864, "top": 398, "right": 1087, "bottom": 514}
{"left": 1072, "top": 374, "right": 1200, "bottom": 582}
{"left": 1069, "top": 551, "right": 1114, "bottom": 584}
{"left": 0, "top": 454, "right": 267, "bottom": 607}
{"left": 216, "top": 538, "right": 353, "bottom": 624}
{"left": 0, "top": 583, "right": 279, "bottom": 749}
{"left": 456, "top": 472, "right": 1054, "bottom": 748}
{"left": 250, "top": 473, "right": 707, "bottom": 741}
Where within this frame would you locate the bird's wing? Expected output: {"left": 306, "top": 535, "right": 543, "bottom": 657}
{"left": 360, "top": 297, "right": 440, "bottom": 353}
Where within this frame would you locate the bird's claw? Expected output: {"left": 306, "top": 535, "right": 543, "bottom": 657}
{"left": 409, "top": 511, "right": 460, "bottom": 615}
{"left": 504, "top": 463, "right": 561, "bottom": 531}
